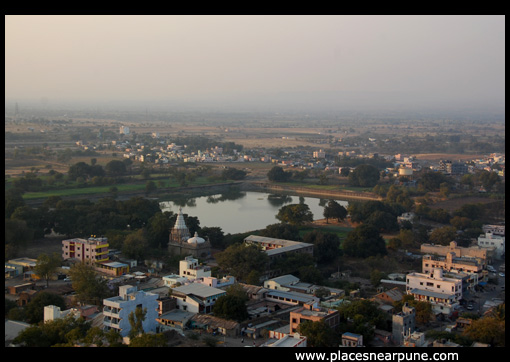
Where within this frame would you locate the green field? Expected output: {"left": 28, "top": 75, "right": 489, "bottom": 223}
{"left": 18, "top": 176, "right": 234, "bottom": 200}
{"left": 21, "top": 183, "right": 146, "bottom": 199}
{"left": 298, "top": 224, "right": 353, "bottom": 240}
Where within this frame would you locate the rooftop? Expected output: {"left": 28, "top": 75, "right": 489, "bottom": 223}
{"left": 173, "top": 283, "right": 226, "bottom": 298}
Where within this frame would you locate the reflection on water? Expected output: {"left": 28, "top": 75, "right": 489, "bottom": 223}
{"left": 159, "top": 191, "right": 348, "bottom": 234}
{"left": 267, "top": 194, "right": 292, "bottom": 207}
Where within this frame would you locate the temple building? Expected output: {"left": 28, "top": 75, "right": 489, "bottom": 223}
{"left": 168, "top": 208, "right": 211, "bottom": 259}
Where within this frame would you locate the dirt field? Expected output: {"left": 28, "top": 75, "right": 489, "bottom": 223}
{"left": 428, "top": 196, "right": 500, "bottom": 212}
{"left": 414, "top": 153, "right": 485, "bottom": 162}
{"left": 21, "top": 236, "right": 66, "bottom": 259}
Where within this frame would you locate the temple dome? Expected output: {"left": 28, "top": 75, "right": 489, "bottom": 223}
{"left": 187, "top": 232, "right": 205, "bottom": 244}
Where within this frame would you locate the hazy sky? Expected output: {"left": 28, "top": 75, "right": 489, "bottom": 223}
{"left": 5, "top": 15, "right": 505, "bottom": 113}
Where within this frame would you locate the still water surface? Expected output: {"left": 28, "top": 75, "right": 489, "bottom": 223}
{"left": 160, "top": 191, "right": 348, "bottom": 234}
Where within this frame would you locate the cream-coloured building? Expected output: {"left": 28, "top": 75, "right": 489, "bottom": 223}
{"left": 406, "top": 268, "right": 462, "bottom": 315}
{"left": 179, "top": 255, "right": 211, "bottom": 280}
{"left": 421, "top": 241, "right": 493, "bottom": 262}
{"left": 422, "top": 252, "right": 483, "bottom": 275}
{"left": 422, "top": 252, "right": 486, "bottom": 291}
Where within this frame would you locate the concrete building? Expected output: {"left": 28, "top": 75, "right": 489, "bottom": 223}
{"left": 62, "top": 236, "right": 109, "bottom": 264}
{"left": 422, "top": 252, "right": 484, "bottom": 276}
{"left": 313, "top": 149, "right": 326, "bottom": 159}
{"left": 244, "top": 235, "right": 314, "bottom": 279}
{"left": 482, "top": 224, "right": 505, "bottom": 236}
{"left": 264, "top": 327, "right": 307, "bottom": 347}
{"left": 171, "top": 283, "right": 226, "bottom": 314}
{"left": 264, "top": 275, "right": 300, "bottom": 291}
{"left": 95, "top": 261, "right": 130, "bottom": 277}
{"left": 103, "top": 285, "right": 159, "bottom": 337}
{"left": 422, "top": 252, "right": 485, "bottom": 292}
{"left": 119, "top": 126, "right": 130, "bottom": 135}
{"left": 406, "top": 268, "right": 462, "bottom": 315}
{"left": 289, "top": 303, "right": 340, "bottom": 334}
{"left": 44, "top": 304, "right": 99, "bottom": 323}
{"left": 265, "top": 290, "right": 320, "bottom": 309}
{"left": 162, "top": 274, "right": 188, "bottom": 287}
{"left": 477, "top": 232, "right": 505, "bottom": 259}
{"left": 341, "top": 332, "right": 364, "bottom": 347}
{"left": 439, "top": 160, "right": 468, "bottom": 175}
{"left": 421, "top": 241, "right": 493, "bottom": 262}
{"left": 392, "top": 303, "right": 416, "bottom": 346}
{"left": 179, "top": 255, "right": 211, "bottom": 280}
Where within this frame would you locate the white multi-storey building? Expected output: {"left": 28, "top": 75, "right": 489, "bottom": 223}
{"left": 406, "top": 268, "right": 462, "bottom": 315}
{"left": 478, "top": 232, "right": 505, "bottom": 259}
{"left": 171, "top": 283, "right": 226, "bottom": 314}
{"left": 103, "top": 285, "right": 158, "bottom": 337}
{"left": 179, "top": 255, "right": 211, "bottom": 280}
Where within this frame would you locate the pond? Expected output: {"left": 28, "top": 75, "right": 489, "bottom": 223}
{"left": 159, "top": 190, "right": 348, "bottom": 234}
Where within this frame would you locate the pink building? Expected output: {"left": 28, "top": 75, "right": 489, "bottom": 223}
{"left": 62, "top": 236, "right": 109, "bottom": 264}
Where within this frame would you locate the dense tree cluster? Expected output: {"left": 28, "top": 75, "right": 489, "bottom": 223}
{"left": 342, "top": 224, "right": 387, "bottom": 258}
{"left": 348, "top": 164, "right": 380, "bottom": 187}
{"left": 267, "top": 165, "right": 293, "bottom": 182}
{"left": 275, "top": 203, "right": 314, "bottom": 225}
{"left": 348, "top": 200, "right": 404, "bottom": 233}
{"left": 221, "top": 167, "right": 247, "bottom": 180}
{"left": 323, "top": 200, "right": 347, "bottom": 223}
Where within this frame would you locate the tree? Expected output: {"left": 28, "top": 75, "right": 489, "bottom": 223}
{"left": 276, "top": 203, "right": 314, "bottom": 226}
{"left": 24, "top": 291, "right": 67, "bottom": 324}
{"left": 365, "top": 210, "right": 399, "bottom": 232}
{"left": 429, "top": 226, "right": 457, "bottom": 246}
{"left": 418, "top": 171, "right": 449, "bottom": 191}
{"left": 323, "top": 200, "right": 347, "bottom": 223}
{"left": 348, "top": 164, "right": 380, "bottom": 187}
{"left": 342, "top": 224, "right": 387, "bottom": 258}
{"left": 13, "top": 314, "right": 90, "bottom": 347}
{"left": 303, "top": 230, "right": 340, "bottom": 263}
{"left": 215, "top": 243, "right": 269, "bottom": 282}
{"left": 5, "top": 188, "right": 26, "bottom": 218}
{"left": 260, "top": 223, "right": 301, "bottom": 241}
{"left": 104, "top": 160, "right": 126, "bottom": 176}
{"left": 5, "top": 218, "right": 33, "bottom": 259}
{"left": 298, "top": 320, "right": 338, "bottom": 347}
{"left": 200, "top": 226, "right": 225, "bottom": 249}
{"left": 145, "top": 180, "right": 157, "bottom": 195}
{"left": 221, "top": 167, "right": 247, "bottom": 180}
{"left": 267, "top": 166, "right": 292, "bottom": 182}
{"left": 393, "top": 295, "right": 432, "bottom": 325}
{"left": 271, "top": 252, "right": 315, "bottom": 279}
{"left": 128, "top": 306, "right": 147, "bottom": 338}
{"left": 213, "top": 294, "right": 249, "bottom": 322}
{"left": 146, "top": 211, "right": 172, "bottom": 249}
{"left": 123, "top": 229, "right": 150, "bottom": 260}
{"left": 338, "top": 299, "right": 387, "bottom": 331}
{"left": 34, "top": 252, "right": 61, "bottom": 287}
{"left": 68, "top": 262, "right": 109, "bottom": 306}
{"left": 477, "top": 170, "right": 501, "bottom": 191}
{"left": 129, "top": 333, "right": 167, "bottom": 347}
{"left": 340, "top": 167, "right": 350, "bottom": 177}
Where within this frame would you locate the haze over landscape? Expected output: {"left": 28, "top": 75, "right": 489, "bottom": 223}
{"left": 4, "top": 15, "right": 506, "bottom": 349}
{"left": 5, "top": 15, "right": 505, "bottom": 118}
